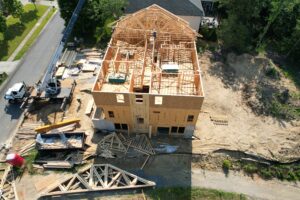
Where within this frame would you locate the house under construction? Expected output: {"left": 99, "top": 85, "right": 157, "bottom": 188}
{"left": 92, "top": 4, "right": 204, "bottom": 137}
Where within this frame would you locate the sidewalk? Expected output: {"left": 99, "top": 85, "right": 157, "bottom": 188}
{"left": 192, "top": 168, "right": 300, "bottom": 200}
{"left": 7, "top": 7, "right": 52, "bottom": 61}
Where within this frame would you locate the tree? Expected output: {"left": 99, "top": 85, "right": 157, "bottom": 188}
{"left": 0, "top": 12, "right": 6, "bottom": 32}
{"left": 217, "top": 0, "right": 270, "bottom": 53}
{"left": 1, "top": 0, "right": 23, "bottom": 18}
{"left": 0, "top": 0, "right": 23, "bottom": 33}
{"left": 217, "top": 0, "right": 300, "bottom": 62}
{"left": 58, "top": 0, "right": 127, "bottom": 42}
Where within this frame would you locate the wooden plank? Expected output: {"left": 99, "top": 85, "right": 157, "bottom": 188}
{"left": 43, "top": 161, "right": 74, "bottom": 169}
{"left": 85, "top": 100, "right": 94, "bottom": 115}
{"left": 55, "top": 67, "right": 66, "bottom": 78}
{"left": 35, "top": 119, "right": 80, "bottom": 133}
{"left": 34, "top": 176, "right": 60, "bottom": 192}
{"left": 140, "top": 155, "right": 150, "bottom": 170}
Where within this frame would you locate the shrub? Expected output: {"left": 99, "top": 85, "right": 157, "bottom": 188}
{"left": 222, "top": 159, "right": 232, "bottom": 170}
{"left": 286, "top": 171, "right": 297, "bottom": 181}
{"left": 199, "top": 26, "right": 218, "bottom": 41}
{"left": 243, "top": 164, "right": 258, "bottom": 174}
{"left": 259, "top": 168, "right": 272, "bottom": 180}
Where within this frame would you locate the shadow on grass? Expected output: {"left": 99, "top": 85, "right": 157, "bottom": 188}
{"left": 0, "top": 9, "right": 38, "bottom": 60}
{"left": 4, "top": 22, "right": 25, "bottom": 41}
{"left": 20, "top": 9, "right": 38, "bottom": 24}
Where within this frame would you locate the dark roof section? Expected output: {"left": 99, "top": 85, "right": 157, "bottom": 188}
{"left": 125, "top": 0, "right": 204, "bottom": 16}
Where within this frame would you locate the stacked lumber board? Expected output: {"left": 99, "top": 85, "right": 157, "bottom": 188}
{"left": 46, "top": 123, "right": 77, "bottom": 134}
{"left": 16, "top": 122, "right": 41, "bottom": 140}
{"left": 210, "top": 115, "right": 228, "bottom": 125}
{"left": 35, "top": 119, "right": 80, "bottom": 133}
{"left": 85, "top": 100, "right": 94, "bottom": 115}
{"left": 43, "top": 161, "right": 74, "bottom": 169}
{"left": 18, "top": 141, "right": 35, "bottom": 156}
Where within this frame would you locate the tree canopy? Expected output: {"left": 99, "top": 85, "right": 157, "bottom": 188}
{"left": 0, "top": 0, "right": 24, "bottom": 32}
{"left": 58, "top": 0, "right": 127, "bottom": 43}
{"left": 217, "top": 0, "right": 300, "bottom": 62}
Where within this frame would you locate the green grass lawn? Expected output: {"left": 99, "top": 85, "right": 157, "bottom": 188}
{"left": 14, "top": 8, "right": 56, "bottom": 60}
{"left": 146, "top": 187, "right": 247, "bottom": 200}
{"left": 0, "top": 4, "right": 48, "bottom": 61}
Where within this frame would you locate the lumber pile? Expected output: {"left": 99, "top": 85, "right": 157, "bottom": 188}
{"left": 82, "top": 144, "right": 97, "bottom": 161}
{"left": 82, "top": 63, "right": 96, "bottom": 72}
{"left": 16, "top": 122, "right": 41, "bottom": 140}
{"left": 40, "top": 164, "right": 156, "bottom": 197}
{"left": 43, "top": 161, "right": 74, "bottom": 169}
{"left": 35, "top": 118, "right": 80, "bottom": 133}
{"left": 18, "top": 141, "right": 35, "bottom": 156}
{"left": 46, "top": 123, "right": 77, "bottom": 134}
{"left": 0, "top": 166, "right": 18, "bottom": 200}
{"left": 210, "top": 115, "right": 228, "bottom": 126}
{"left": 85, "top": 100, "right": 94, "bottom": 116}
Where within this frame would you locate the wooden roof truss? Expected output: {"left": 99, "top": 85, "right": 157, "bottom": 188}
{"left": 40, "top": 164, "right": 156, "bottom": 197}
{"left": 0, "top": 167, "right": 18, "bottom": 200}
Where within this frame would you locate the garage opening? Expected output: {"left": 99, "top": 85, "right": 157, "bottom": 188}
{"left": 157, "top": 127, "right": 169, "bottom": 135}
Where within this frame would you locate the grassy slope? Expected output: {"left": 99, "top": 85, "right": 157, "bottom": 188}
{"left": 146, "top": 187, "right": 247, "bottom": 200}
{"left": 14, "top": 8, "right": 56, "bottom": 60}
{"left": 0, "top": 4, "right": 48, "bottom": 61}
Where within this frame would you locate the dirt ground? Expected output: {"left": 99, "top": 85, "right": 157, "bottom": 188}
{"left": 10, "top": 50, "right": 300, "bottom": 200}
{"left": 193, "top": 51, "right": 300, "bottom": 163}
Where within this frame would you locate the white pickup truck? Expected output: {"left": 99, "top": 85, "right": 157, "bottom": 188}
{"left": 4, "top": 82, "right": 31, "bottom": 104}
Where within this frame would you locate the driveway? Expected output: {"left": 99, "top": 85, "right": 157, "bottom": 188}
{"left": 0, "top": 12, "right": 64, "bottom": 143}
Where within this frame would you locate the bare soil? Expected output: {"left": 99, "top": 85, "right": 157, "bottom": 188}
{"left": 193, "top": 51, "right": 300, "bottom": 163}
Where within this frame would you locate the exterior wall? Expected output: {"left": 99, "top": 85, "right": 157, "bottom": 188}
{"left": 178, "top": 15, "right": 201, "bottom": 31}
{"left": 92, "top": 91, "right": 204, "bottom": 136}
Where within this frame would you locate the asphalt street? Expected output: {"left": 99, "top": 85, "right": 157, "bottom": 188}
{"left": 0, "top": 12, "right": 65, "bottom": 143}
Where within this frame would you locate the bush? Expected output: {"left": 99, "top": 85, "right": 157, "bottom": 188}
{"left": 259, "top": 168, "right": 272, "bottom": 180}
{"left": 243, "top": 164, "right": 258, "bottom": 174}
{"left": 295, "top": 170, "right": 300, "bottom": 180}
{"left": 0, "top": 72, "right": 8, "bottom": 85}
{"left": 199, "top": 26, "right": 217, "bottom": 41}
{"left": 286, "top": 171, "right": 297, "bottom": 181}
{"left": 222, "top": 159, "right": 232, "bottom": 170}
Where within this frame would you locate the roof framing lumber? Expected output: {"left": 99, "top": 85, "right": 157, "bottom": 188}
{"left": 0, "top": 167, "right": 18, "bottom": 200}
{"left": 40, "top": 164, "right": 156, "bottom": 197}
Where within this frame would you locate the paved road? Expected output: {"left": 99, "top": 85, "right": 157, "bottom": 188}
{"left": 0, "top": 12, "right": 64, "bottom": 143}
